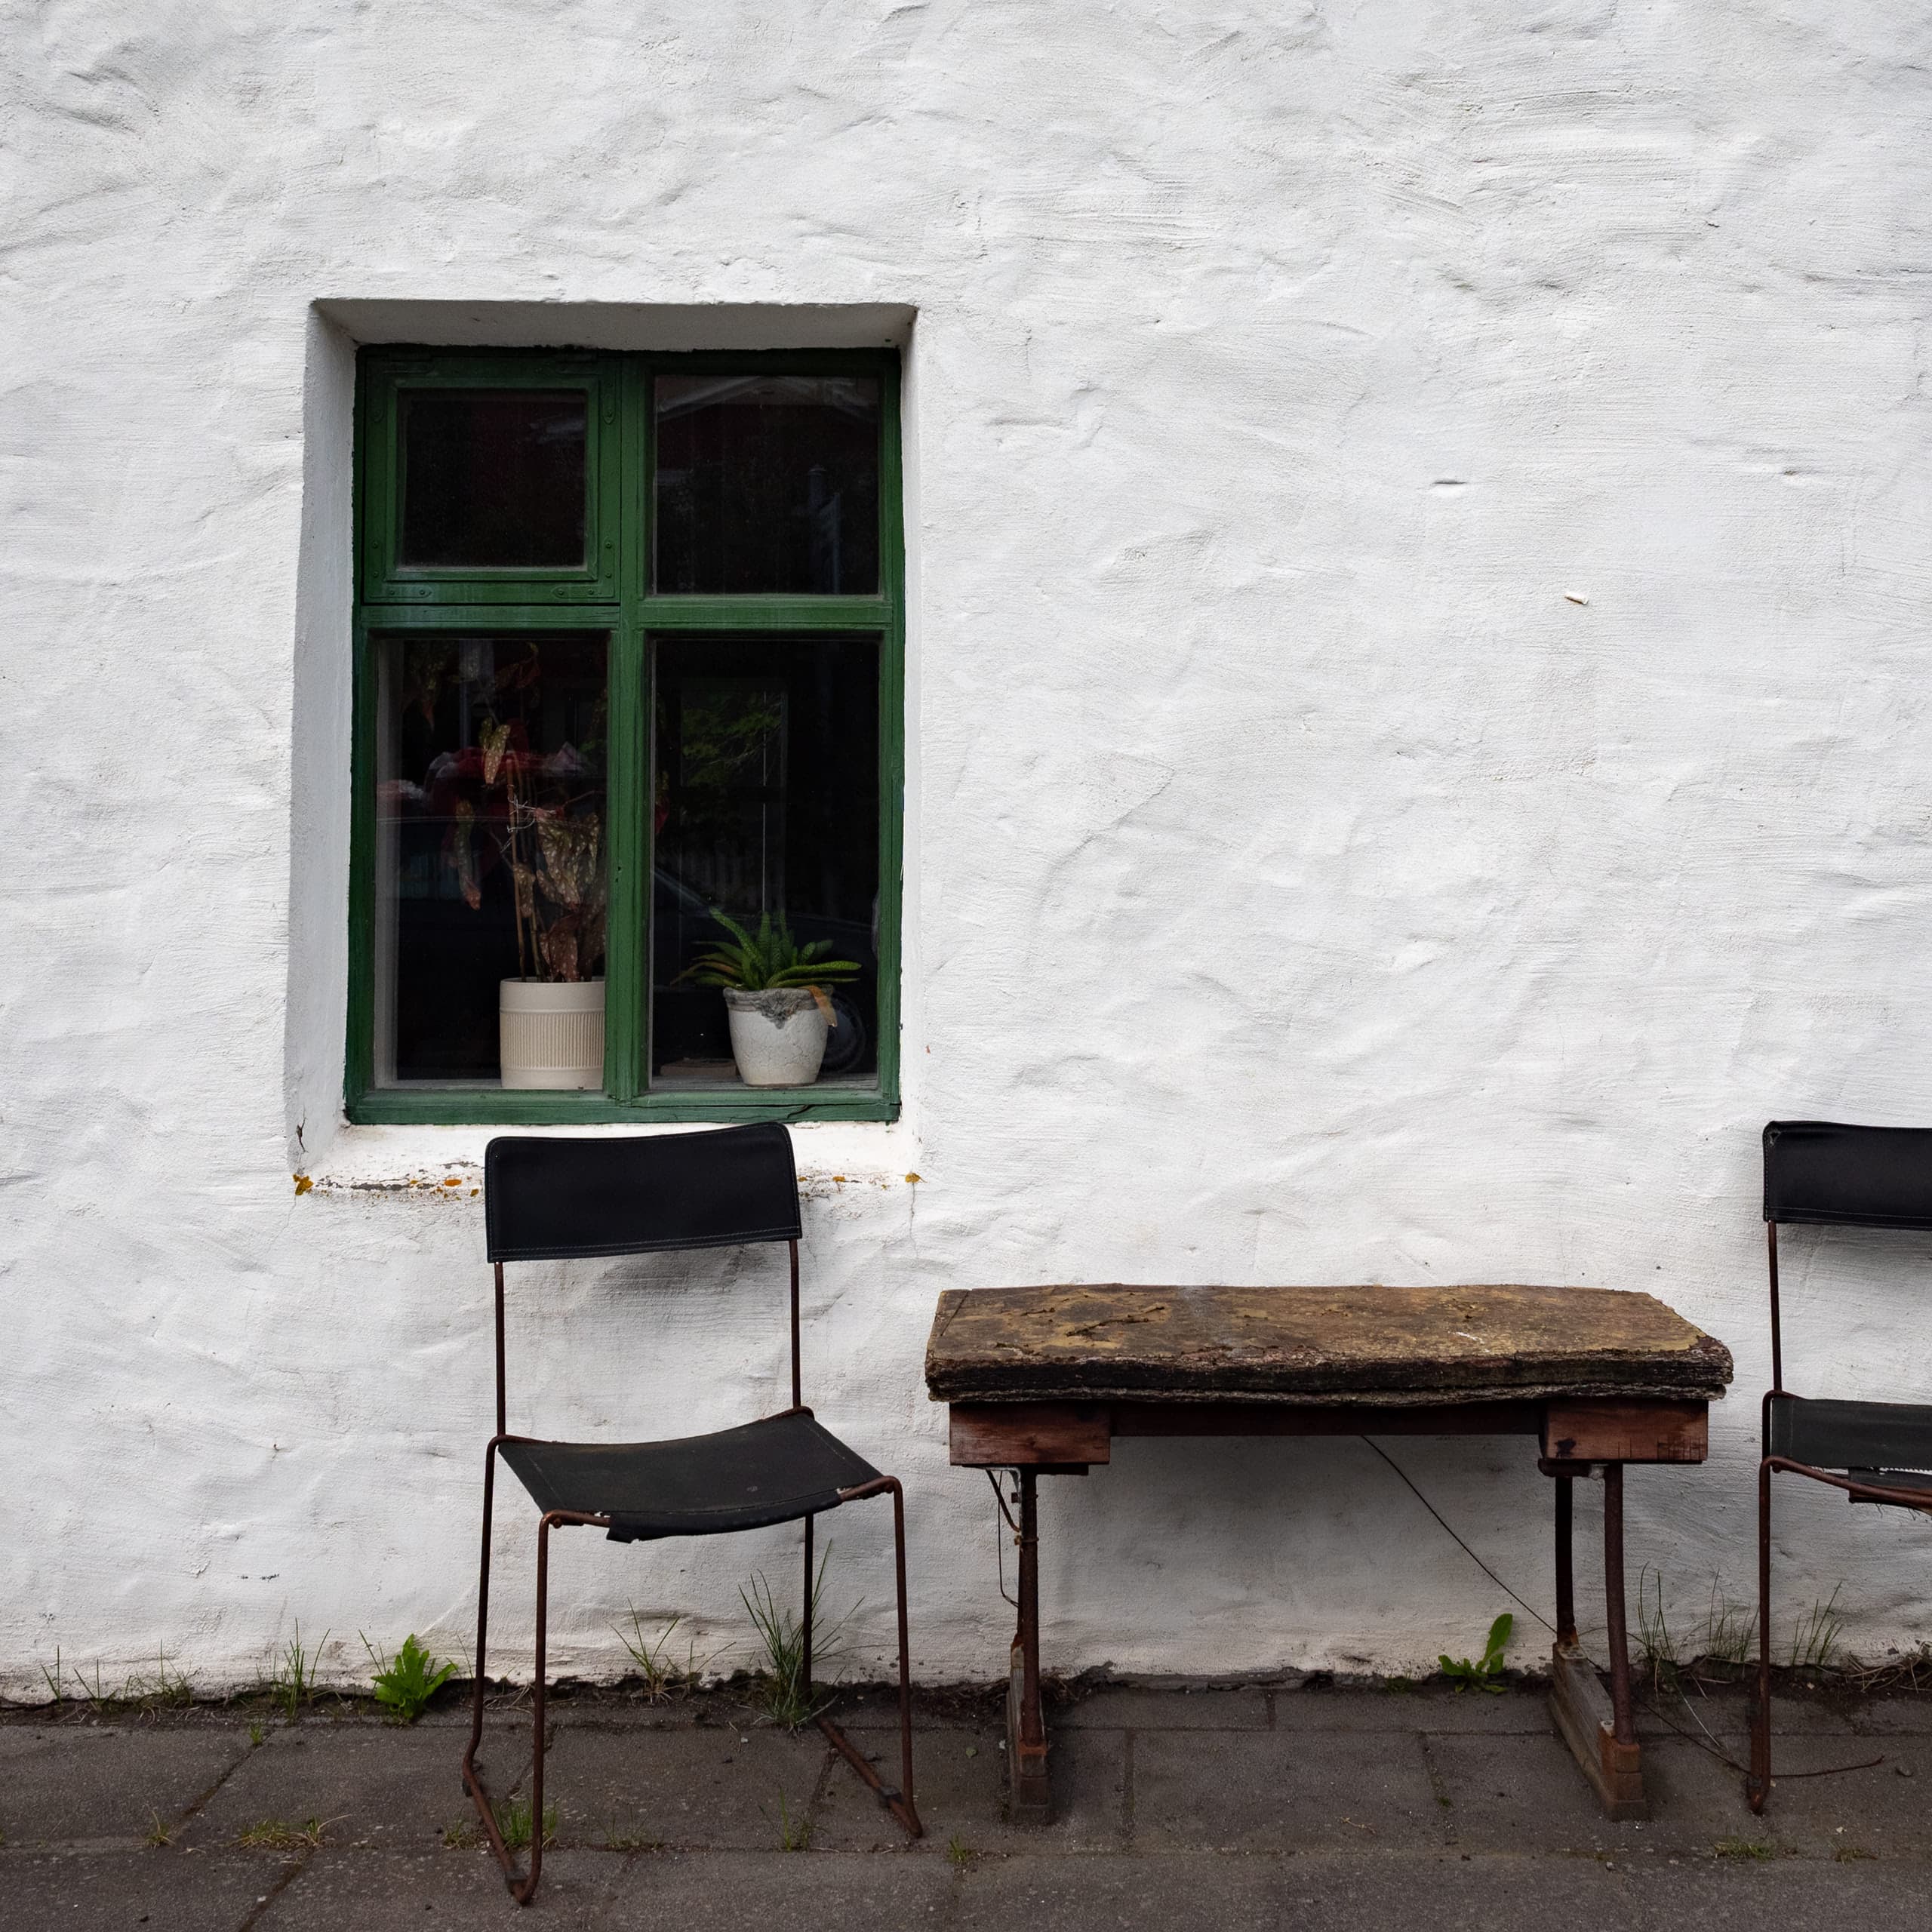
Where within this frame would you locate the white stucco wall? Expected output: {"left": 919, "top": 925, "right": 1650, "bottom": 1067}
{"left": 5, "top": 2, "right": 1931, "bottom": 1700}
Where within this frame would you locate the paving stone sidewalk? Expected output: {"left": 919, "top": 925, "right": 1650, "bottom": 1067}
{"left": 5, "top": 1677, "right": 1931, "bottom": 1930}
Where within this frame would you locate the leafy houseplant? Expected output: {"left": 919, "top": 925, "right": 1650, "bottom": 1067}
{"left": 680, "top": 911, "right": 861, "bottom": 1087}
{"left": 455, "top": 715, "right": 606, "bottom": 987}
{"left": 421, "top": 653, "right": 608, "bottom": 1088}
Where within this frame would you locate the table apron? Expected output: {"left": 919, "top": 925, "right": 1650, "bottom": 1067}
{"left": 946, "top": 1398, "right": 1709, "bottom": 1468}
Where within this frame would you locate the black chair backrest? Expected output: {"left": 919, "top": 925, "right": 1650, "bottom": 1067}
{"left": 485, "top": 1124, "right": 801, "bottom": 1263}
{"left": 1763, "top": 1121, "right": 1932, "bottom": 1232}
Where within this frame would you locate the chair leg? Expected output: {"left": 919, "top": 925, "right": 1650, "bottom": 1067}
{"left": 1748, "top": 1460, "right": 1774, "bottom": 1812}
{"left": 463, "top": 1440, "right": 498, "bottom": 1778}
{"left": 816, "top": 1478, "right": 922, "bottom": 1839}
{"left": 461, "top": 1504, "right": 554, "bottom": 1906}
{"left": 801, "top": 1511, "right": 814, "bottom": 1695}
{"left": 888, "top": 1477, "right": 919, "bottom": 1835}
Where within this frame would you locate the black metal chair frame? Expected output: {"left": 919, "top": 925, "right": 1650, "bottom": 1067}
{"left": 460, "top": 1124, "right": 921, "bottom": 1903}
{"left": 1749, "top": 1120, "right": 1932, "bottom": 1811}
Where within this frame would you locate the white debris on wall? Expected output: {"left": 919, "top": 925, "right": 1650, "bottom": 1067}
{"left": 5, "top": 2, "right": 1931, "bottom": 1697}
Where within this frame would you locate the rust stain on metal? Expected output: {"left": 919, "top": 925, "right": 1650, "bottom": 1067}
{"left": 925, "top": 1284, "right": 1734, "bottom": 1406}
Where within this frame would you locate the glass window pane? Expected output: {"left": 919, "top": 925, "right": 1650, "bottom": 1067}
{"left": 652, "top": 634, "right": 879, "bottom": 1088}
{"left": 398, "top": 389, "right": 588, "bottom": 568}
{"left": 374, "top": 632, "right": 608, "bottom": 1086}
{"left": 654, "top": 375, "right": 880, "bottom": 593}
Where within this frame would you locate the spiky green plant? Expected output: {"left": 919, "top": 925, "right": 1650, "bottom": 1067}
{"left": 678, "top": 910, "right": 861, "bottom": 1019}
{"left": 361, "top": 1633, "right": 457, "bottom": 1724}
{"left": 1439, "top": 1613, "right": 1512, "bottom": 1694}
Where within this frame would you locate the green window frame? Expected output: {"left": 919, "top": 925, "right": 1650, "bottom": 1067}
{"left": 346, "top": 346, "right": 904, "bottom": 1124}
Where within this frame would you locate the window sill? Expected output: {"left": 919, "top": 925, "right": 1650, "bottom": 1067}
{"left": 343, "top": 1086, "right": 897, "bottom": 1128}
{"left": 300, "top": 1114, "right": 922, "bottom": 1199}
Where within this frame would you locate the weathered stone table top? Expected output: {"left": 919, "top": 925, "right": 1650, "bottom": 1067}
{"left": 924, "top": 1283, "right": 1733, "bottom": 1406}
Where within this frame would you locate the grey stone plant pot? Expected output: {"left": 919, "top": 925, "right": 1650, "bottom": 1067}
{"left": 723, "top": 986, "right": 829, "bottom": 1087}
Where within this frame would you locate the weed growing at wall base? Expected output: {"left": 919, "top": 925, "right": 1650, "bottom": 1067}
{"left": 740, "top": 1549, "right": 857, "bottom": 1728}
{"left": 361, "top": 1633, "right": 457, "bottom": 1723}
{"left": 615, "top": 1607, "right": 711, "bottom": 1703}
{"left": 1440, "top": 1614, "right": 1512, "bottom": 1694}
{"left": 269, "top": 1624, "right": 328, "bottom": 1721}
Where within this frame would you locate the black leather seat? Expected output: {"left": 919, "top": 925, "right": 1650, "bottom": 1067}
{"left": 500, "top": 1410, "right": 881, "bottom": 1544}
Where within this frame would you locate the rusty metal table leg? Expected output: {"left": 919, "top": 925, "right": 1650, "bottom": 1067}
{"left": 1553, "top": 1472, "right": 1577, "bottom": 1646}
{"left": 1006, "top": 1468, "right": 1051, "bottom": 1821}
{"left": 1545, "top": 1461, "right": 1648, "bottom": 1821}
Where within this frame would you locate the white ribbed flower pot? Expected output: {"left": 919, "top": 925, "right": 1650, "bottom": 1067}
{"left": 724, "top": 987, "right": 829, "bottom": 1087}
{"left": 499, "top": 978, "right": 605, "bottom": 1090}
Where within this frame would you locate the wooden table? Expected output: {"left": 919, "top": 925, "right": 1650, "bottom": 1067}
{"left": 925, "top": 1283, "right": 1734, "bottom": 1823}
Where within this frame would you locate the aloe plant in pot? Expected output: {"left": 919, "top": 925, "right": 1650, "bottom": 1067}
{"left": 679, "top": 912, "right": 862, "bottom": 1087}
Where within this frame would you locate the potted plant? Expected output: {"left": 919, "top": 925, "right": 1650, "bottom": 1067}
{"left": 679, "top": 911, "right": 862, "bottom": 1087}
{"left": 453, "top": 715, "right": 607, "bottom": 1089}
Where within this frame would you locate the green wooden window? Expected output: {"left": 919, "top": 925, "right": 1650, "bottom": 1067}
{"left": 349, "top": 348, "right": 903, "bottom": 1124}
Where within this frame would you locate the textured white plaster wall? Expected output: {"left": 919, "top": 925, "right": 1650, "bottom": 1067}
{"left": 5, "top": 1, "right": 1932, "bottom": 1698}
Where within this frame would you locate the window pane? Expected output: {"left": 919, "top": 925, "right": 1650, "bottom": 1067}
{"left": 652, "top": 634, "right": 879, "bottom": 1088}
{"left": 374, "top": 633, "right": 608, "bottom": 1085}
{"left": 654, "top": 376, "right": 880, "bottom": 593}
{"left": 398, "top": 389, "right": 588, "bottom": 568}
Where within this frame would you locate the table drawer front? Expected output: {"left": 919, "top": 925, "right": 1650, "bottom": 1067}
{"left": 949, "top": 1403, "right": 1112, "bottom": 1467}
{"left": 1541, "top": 1400, "right": 1708, "bottom": 1465}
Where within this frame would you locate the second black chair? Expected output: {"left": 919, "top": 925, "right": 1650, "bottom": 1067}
{"left": 1750, "top": 1120, "right": 1932, "bottom": 1811}
{"left": 461, "top": 1122, "right": 921, "bottom": 1903}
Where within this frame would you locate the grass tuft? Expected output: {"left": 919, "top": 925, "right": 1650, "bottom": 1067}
{"left": 237, "top": 1816, "right": 329, "bottom": 1852}
{"left": 740, "top": 1549, "right": 856, "bottom": 1729}
{"left": 269, "top": 1624, "right": 328, "bottom": 1722}
{"left": 774, "top": 1789, "right": 812, "bottom": 1852}
{"left": 614, "top": 1608, "right": 712, "bottom": 1704}
{"left": 494, "top": 1795, "right": 557, "bottom": 1853}
{"left": 1714, "top": 1838, "right": 1775, "bottom": 1861}
{"left": 599, "top": 1825, "right": 663, "bottom": 1852}
{"left": 1789, "top": 1586, "right": 1844, "bottom": 1672}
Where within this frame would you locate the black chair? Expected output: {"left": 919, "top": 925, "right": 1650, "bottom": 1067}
{"left": 461, "top": 1123, "right": 921, "bottom": 1901}
{"left": 1749, "top": 1120, "right": 1932, "bottom": 1810}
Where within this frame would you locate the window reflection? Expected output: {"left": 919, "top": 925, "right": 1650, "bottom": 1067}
{"left": 651, "top": 635, "right": 879, "bottom": 1086}
{"left": 399, "top": 389, "right": 588, "bottom": 568}
{"left": 374, "top": 633, "right": 608, "bottom": 1084}
{"left": 654, "top": 376, "right": 880, "bottom": 594}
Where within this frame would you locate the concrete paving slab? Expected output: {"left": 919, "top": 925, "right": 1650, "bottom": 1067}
{"left": 1259, "top": 1851, "right": 1647, "bottom": 1932}
{"left": 1275, "top": 1684, "right": 1552, "bottom": 1733}
{"left": 1427, "top": 1730, "right": 1703, "bottom": 1855}
{"left": 0, "top": 1848, "right": 272, "bottom": 1930}
{"left": 176, "top": 1725, "right": 465, "bottom": 1854}
{"left": 0, "top": 1725, "right": 249, "bottom": 1846}
{"left": 537, "top": 1723, "right": 829, "bottom": 1850}
{"left": 1848, "top": 1694, "right": 1932, "bottom": 1736}
{"left": 591, "top": 1849, "right": 955, "bottom": 1930}
{"left": 1743, "top": 1732, "right": 1932, "bottom": 1859}
{"left": 1623, "top": 1857, "right": 1932, "bottom": 1932}
{"left": 807, "top": 1724, "right": 999, "bottom": 1851}
{"left": 816, "top": 1724, "right": 1128, "bottom": 1853}
{"left": 951, "top": 1850, "right": 1281, "bottom": 1930}
{"left": 1131, "top": 1727, "right": 1443, "bottom": 1852}
{"left": 1634, "top": 1684, "right": 1860, "bottom": 1738}
{"left": 808, "top": 1724, "right": 1131, "bottom": 1853}
{"left": 1058, "top": 1686, "right": 1270, "bottom": 1729}
{"left": 257, "top": 1847, "right": 614, "bottom": 1926}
